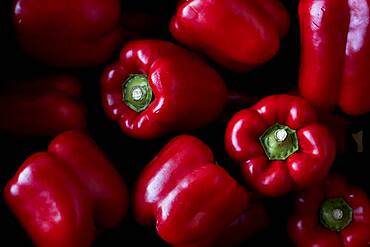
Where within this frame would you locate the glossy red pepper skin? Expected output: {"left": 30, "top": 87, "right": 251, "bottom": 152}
{"left": 288, "top": 175, "right": 370, "bottom": 247}
{"left": 101, "top": 40, "right": 227, "bottom": 139}
{"left": 299, "top": 0, "right": 370, "bottom": 115}
{"left": 225, "top": 94, "right": 336, "bottom": 197}
{"left": 0, "top": 76, "right": 86, "bottom": 136}
{"left": 4, "top": 131, "right": 128, "bottom": 247}
{"left": 134, "top": 135, "right": 267, "bottom": 246}
{"left": 288, "top": 90, "right": 350, "bottom": 154}
{"left": 170, "top": 0, "right": 290, "bottom": 72}
{"left": 13, "top": 0, "right": 123, "bottom": 67}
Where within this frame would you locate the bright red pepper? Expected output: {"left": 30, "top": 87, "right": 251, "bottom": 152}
{"left": 288, "top": 174, "right": 370, "bottom": 247}
{"left": 170, "top": 0, "right": 290, "bottom": 72}
{"left": 100, "top": 40, "right": 227, "bottom": 139}
{"left": 225, "top": 94, "right": 336, "bottom": 197}
{"left": 134, "top": 135, "right": 267, "bottom": 247}
{"left": 12, "top": 0, "right": 123, "bottom": 67}
{"left": 299, "top": 0, "right": 370, "bottom": 115}
{"left": 4, "top": 131, "right": 128, "bottom": 247}
{"left": 0, "top": 76, "right": 86, "bottom": 136}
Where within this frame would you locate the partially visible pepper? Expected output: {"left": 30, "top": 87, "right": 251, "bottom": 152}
{"left": 134, "top": 135, "right": 266, "bottom": 246}
{"left": 299, "top": 0, "right": 370, "bottom": 115}
{"left": 0, "top": 76, "right": 86, "bottom": 136}
{"left": 288, "top": 174, "right": 370, "bottom": 247}
{"left": 12, "top": 0, "right": 123, "bottom": 67}
{"left": 4, "top": 131, "right": 128, "bottom": 247}
{"left": 170, "top": 0, "right": 290, "bottom": 72}
{"left": 287, "top": 90, "right": 351, "bottom": 154}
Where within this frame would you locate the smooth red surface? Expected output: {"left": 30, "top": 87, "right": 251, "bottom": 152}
{"left": 4, "top": 152, "right": 95, "bottom": 247}
{"left": 4, "top": 131, "right": 128, "bottom": 247}
{"left": 170, "top": 0, "right": 290, "bottom": 72}
{"left": 134, "top": 135, "right": 267, "bottom": 246}
{"left": 13, "top": 0, "right": 123, "bottom": 67}
{"left": 288, "top": 175, "right": 370, "bottom": 247}
{"left": 225, "top": 94, "right": 336, "bottom": 197}
{"left": 299, "top": 0, "right": 370, "bottom": 115}
{"left": 48, "top": 131, "right": 128, "bottom": 229}
{"left": 101, "top": 40, "right": 227, "bottom": 139}
{"left": 0, "top": 76, "right": 86, "bottom": 136}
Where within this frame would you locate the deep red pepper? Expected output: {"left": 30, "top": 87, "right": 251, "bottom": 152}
{"left": 12, "top": 0, "right": 123, "bottom": 67}
{"left": 122, "top": 9, "right": 169, "bottom": 40}
{"left": 288, "top": 174, "right": 370, "bottom": 247}
{"left": 319, "top": 113, "right": 351, "bottom": 154}
{"left": 225, "top": 94, "right": 336, "bottom": 197}
{"left": 299, "top": 0, "right": 370, "bottom": 115}
{"left": 134, "top": 135, "right": 267, "bottom": 246}
{"left": 0, "top": 76, "right": 86, "bottom": 136}
{"left": 4, "top": 131, "right": 128, "bottom": 247}
{"left": 215, "top": 200, "right": 270, "bottom": 247}
{"left": 288, "top": 90, "right": 351, "bottom": 154}
{"left": 100, "top": 40, "right": 227, "bottom": 139}
{"left": 170, "top": 0, "right": 290, "bottom": 72}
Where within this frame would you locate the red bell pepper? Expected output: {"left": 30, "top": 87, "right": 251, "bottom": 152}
{"left": 134, "top": 135, "right": 267, "bottom": 247}
{"left": 287, "top": 90, "right": 351, "bottom": 154}
{"left": 225, "top": 94, "right": 336, "bottom": 197}
{"left": 12, "top": 0, "right": 123, "bottom": 67}
{"left": 299, "top": 0, "right": 370, "bottom": 115}
{"left": 4, "top": 131, "right": 128, "bottom": 247}
{"left": 288, "top": 174, "right": 370, "bottom": 247}
{"left": 170, "top": 0, "right": 290, "bottom": 72}
{"left": 100, "top": 40, "right": 227, "bottom": 139}
{"left": 0, "top": 76, "right": 86, "bottom": 136}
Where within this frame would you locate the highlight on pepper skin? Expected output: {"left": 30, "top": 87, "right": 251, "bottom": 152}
{"left": 299, "top": 0, "right": 370, "bottom": 116}
{"left": 170, "top": 0, "right": 290, "bottom": 72}
{"left": 133, "top": 135, "right": 269, "bottom": 246}
{"left": 288, "top": 174, "right": 370, "bottom": 247}
{"left": 100, "top": 39, "right": 227, "bottom": 139}
{"left": 225, "top": 94, "right": 336, "bottom": 197}
{"left": 0, "top": 1, "right": 369, "bottom": 246}
{"left": 3, "top": 131, "right": 128, "bottom": 247}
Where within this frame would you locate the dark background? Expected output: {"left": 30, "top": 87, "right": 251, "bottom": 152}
{"left": 0, "top": 0, "right": 369, "bottom": 246}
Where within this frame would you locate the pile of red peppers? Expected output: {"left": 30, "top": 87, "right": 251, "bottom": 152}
{"left": 0, "top": 0, "right": 369, "bottom": 247}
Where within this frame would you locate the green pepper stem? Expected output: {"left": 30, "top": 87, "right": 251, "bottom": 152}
{"left": 320, "top": 197, "right": 353, "bottom": 232}
{"left": 259, "top": 123, "right": 299, "bottom": 160}
{"left": 122, "top": 74, "right": 153, "bottom": 113}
